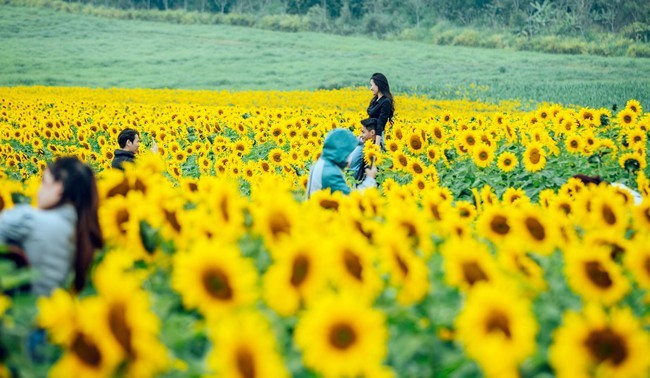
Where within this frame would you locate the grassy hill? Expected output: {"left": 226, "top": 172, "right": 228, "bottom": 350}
{"left": 1, "top": 5, "right": 650, "bottom": 109}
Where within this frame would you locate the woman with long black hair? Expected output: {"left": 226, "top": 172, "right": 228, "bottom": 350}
{"left": 367, "top": 72, "right": 394, "bottom": 149}
{"left": 0, "top": 156, "right": 103, "bottom": 296}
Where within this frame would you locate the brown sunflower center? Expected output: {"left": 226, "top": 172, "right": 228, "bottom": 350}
{"left": 108, "top": 302, "right": 134, "bottom": 357}
{"left": 434, "top": 128, "right": 442, "bottom": 139}
{"left": 479, "top": 151, "right": 488, "bottom": 161}
{"left": 525, "top": 217, "right": 546, "bottom": 241}
{"left": 202, "top": 268, "right": 233, "bottom": 300}
{"left": 462, "top": 261, "right": 488, "bottom": 285}
{"left": 329, "top": 323, "right": 357, "bottom": 350}
{"left": 219, "top": 197, "right": 230, "bottom": 222}
{"left": 585, "top": 261, "right": 613, "bottom": 288}
{"left": 410, "top": 136, "right": 422, "bottom": 150}
{"left": 486, "top": 311, "right": 512, "bottom": 339}
{"left": 163, "top": 209, "right": 182, "bottom": 233}
{"left": 319, "top": 199, "right": 340, "bottom": 210}
{"left": 644, "top": 256, "right": 650, "bottom": 277}
{"left": 269, "top": 212, "right": 291, "bottom": 239}
{"left": 71, "top": 333, "right": 102, "bottom": 368}
{"left": 584, "top": 328, "right": 628, "bottom": 366}
{"left": 290, "top": 254, "right": 310, "bottom": 288}
{"left": 602, "top": 205, "right": 616, "bottom": 225}
{"left": 116, "top": 208, "right": 130, "bottom": 233}
{"left": 107, "top": 178, "right": 130, "bottom": 198}
{"left": 394, "top": 251, "right": 409, "bottom": 277}
{"left": 343, "top": 250, "right": 363, "bottom": 281}
{"left": 490, "top": 215, "right": 510, "bottom": 236}
{"left": 529, "top": 149, "right": 541, "bottom": 164}
{"left": 236, "top": 346, "right": 256, "bottom": 378}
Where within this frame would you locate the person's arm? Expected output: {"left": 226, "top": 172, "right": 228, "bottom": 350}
{"left": 0, "top": 206, "right": 33, "bottom": 244}
{"left": 356, "top": 165, "right": 377, "bottom": 191}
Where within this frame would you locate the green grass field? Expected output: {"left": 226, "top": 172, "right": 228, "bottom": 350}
{"left": 1, "top": 5, "right": 650, "bottom": 109}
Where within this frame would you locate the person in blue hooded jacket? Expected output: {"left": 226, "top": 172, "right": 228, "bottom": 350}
{"left": 306, "top": 128, "right": 377, "bottom": 199}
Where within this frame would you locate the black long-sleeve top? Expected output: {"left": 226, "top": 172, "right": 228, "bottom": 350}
{"left": 367, "top": 96, "right": 393, "bottom": 137}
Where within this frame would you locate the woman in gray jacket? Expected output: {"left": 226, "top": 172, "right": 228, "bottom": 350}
{"left": 0, "top": 156, "right": 103, "bottom": 296}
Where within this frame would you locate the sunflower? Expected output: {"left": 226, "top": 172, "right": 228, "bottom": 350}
{"left": 476, "top": 206, "right": 514, "bottom": 243}
{"left": 497, "top": 243, "right": 547, "bottom": 293}
{"left": 426, "top": 146, "right": 441, "bottom": 163}
{"left": 93, "top": 264, "right": 169, "bottom": 377}
{"left": 392, "top": 151, "right": 409, "bottom": 170}
{"left": 522, "top": 142, "right": 546, "bottom": 172}
{"left": 501, "top": 187, "right": 529, "bottom": 206}
{"left": 512, "top": 204, "right": 559, "bottom": 255}
{"left": 472, "top": 144, "right": 495, "bottom": 168}
{"left": 618, "top": 152, "right": 646, "bottom": 171}
{"left": 625, "top": 99, "right": 643, "bottom": 115}
{"left": 496, "top": 151, "right": 518, "bottom": 172}
{"left": 564, "top": 243, "right": 629, "bottom": 306}
{"left": 206, "top": 312, "right": 289, "bottom": 378}
{"left": 456, "top": 283, "right": 537, "bottom": 378}
{"left": 431, "top": 124, "right": 446, "bottom": 143}
{"left": 616, "top": 108, "right": 637, "bottom": 127}
{"left": 406, "top": 132, "right": 425, "bottom": 154}
{"left": 408, "top": 159, "right": 426, "bottom": 176}
{"left": 262, "top": 236, "right": 329, "bottom": 316}
{"left": 441, "top": 237, "right": 501, "bottom": 291}
{"left": 376, "top": 231, "right": 430, "bottom": 306}
{"left": 459, "top": 129, "right": 478, "bottom": 152}
{"left": 564, "top": 134, "right": 582, "bottom": 154}
{"left": 171, "top": 239, "right": 258, "bottom": 319}
{"left": 364, "top": 141, "right": 381, "bottom": 166}
{"left": 586, "top": 190, "right": 629, "bottom": 232}
{"left": 268, "top": 148, "right": 284, "bottom": 166}
{"left": 550, "top": 304, "right": 650, "bottom": 378}
{"left": 251, "top": 194, "right": 299, "bottom": 250}
{"left": 294, "top": 292, "right": 387, "bottom": 378}
{"left": 454, "top": 200, "right": 477, "bottom": 221}
{"left": 328, "top": 235, "right": 383, "bottom": 301}
{"left": 41, "top": 296, "right": 124, "bottom": 378}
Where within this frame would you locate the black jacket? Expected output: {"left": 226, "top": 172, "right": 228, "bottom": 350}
{"left": 367, "top": 96, "right": 393, "bottom": 136}
{"left": 111, "top": 149, "right": 135, "bottom": 170}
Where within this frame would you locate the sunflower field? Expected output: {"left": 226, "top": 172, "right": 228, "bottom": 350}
{"left": 1, "top": 86, "right": 650, "bottom": 378}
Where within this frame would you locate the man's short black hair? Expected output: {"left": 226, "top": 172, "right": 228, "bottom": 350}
{"left": 117, "top": 128, "right": 138, "bottom": 148}
{"left": 360, "top": 118, "right": 378, "bottom": 132}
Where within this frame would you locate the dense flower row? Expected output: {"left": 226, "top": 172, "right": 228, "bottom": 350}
{"left": 1, "top": 87, "right": 649, "bottom": 377}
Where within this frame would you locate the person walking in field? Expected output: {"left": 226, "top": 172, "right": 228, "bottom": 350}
{"left": 306, "top": 128, "right": 377, "bottom": 199}
{"left": 367, "top": 73, "right": 394, "bottom": 150}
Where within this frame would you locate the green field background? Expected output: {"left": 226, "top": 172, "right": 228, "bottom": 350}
{"left": 1, "top": 5, "right": 650, "bottom": 109}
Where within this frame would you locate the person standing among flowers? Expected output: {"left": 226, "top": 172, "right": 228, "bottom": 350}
{"left": 349, "top": 118, "right": 378, "bottom": 182}
{"left": 367, "top": 73, "right": 394, "bottom": 150}
{"left": 0, "top": 156, "right": 103, "bottom": 296}
{"left": 111, "top": 128, "right": 158, "bottom": 170}
{"left": 306, "top": 128, "right": 377, "bottom": 199}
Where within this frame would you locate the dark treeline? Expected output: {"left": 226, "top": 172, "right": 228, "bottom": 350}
{"left": 69, "top": 0, "right": 650, "bottom": 41}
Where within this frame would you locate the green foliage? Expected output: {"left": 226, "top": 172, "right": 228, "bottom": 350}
{"left": 4, "top": 0, "right": 650, "bottom": 58}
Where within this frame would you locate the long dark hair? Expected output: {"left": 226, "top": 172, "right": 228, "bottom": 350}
{"left": 370, "top": 72, "right": 395, "bottom": 123}
{"left": 47, "top": 157, "right": 103, "bottom": 293}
